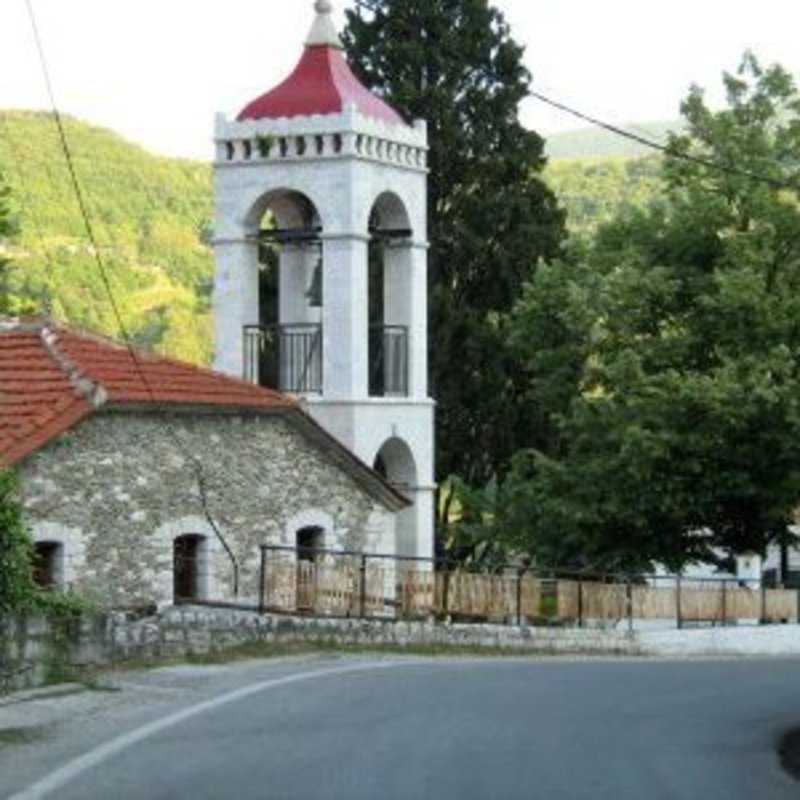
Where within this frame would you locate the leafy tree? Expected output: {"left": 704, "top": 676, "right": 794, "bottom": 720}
{"left": 505, "top": 54, "right": 800, "bottom": 572}
{"left": 0, "top": 170, "right": 16, "bottom": 314}
{"left": 343, "top": 0, "right": 566, "bottom": 524}
{"left": 0, "top": 471, "right": 37, "bottom": 613}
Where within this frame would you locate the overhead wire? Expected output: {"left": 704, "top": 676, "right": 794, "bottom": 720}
{"left": 22, "top": 0, "right": 239, "bottom": 595}
{"left": 527, "top": 89, "right": 796, "bottom": 191}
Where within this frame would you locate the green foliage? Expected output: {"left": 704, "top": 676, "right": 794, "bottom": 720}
{"left": 0, "top": 111, "right": 213, "bottom": 363}
{"left": 505, "top": 54, "right": 800, "bottom": 571}
{"left": 343, "top": 0, "right": 566, "bottom": 509}
{"left": 0, "top": 471, "right": 37, "bottom": 613}
{"left": 545, "top": 155, "right": 663, "bottom": 237}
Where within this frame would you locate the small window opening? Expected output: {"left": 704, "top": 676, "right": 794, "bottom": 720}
{"left": 225, "top": 141, "right": 235, "bottom": 161}
{"left": 243, "top": 140, "right": 252, "bottom": 160}
{"left": 297, "top": 526, "right": 324, "bottom": 562}
{"left": 315, "top": 135, "right": 325, "bottom": 155}
{"left": 279, "top": 138, "right": 289, "bottom": 158}
{"left": 296, "top": 137, "right": 307, "bottom": 156}
{"left": 356, "top": 135, "right": 364, "bottom": 154}
{"left": 174, "top": 534, "right": 204, "bottom": 603}
{"left": 333, "top": 134, "right": 343, "bottom": 154}
{"left": 33, "top": 542, "right": 61, "bottom": 590}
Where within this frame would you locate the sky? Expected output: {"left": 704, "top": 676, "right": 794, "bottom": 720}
{"left": 1, "top": 0, "right": 799, "bottom": 161}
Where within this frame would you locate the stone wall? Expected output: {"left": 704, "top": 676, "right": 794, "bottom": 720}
{"left": 19, "top": 410, "right": 394, "bottom": 609}
{"left": 0, "top": 614, "right": 107, "bottom": 694}
{"left": 6, "top": 607, "right": 800, "bottom": 695}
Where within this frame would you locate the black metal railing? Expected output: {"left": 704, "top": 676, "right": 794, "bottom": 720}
{"left": 370, "top": 325, "right": 409, "bottom": 397}
{"left": 244, "top": 324, "right": 322, "bottom": 394}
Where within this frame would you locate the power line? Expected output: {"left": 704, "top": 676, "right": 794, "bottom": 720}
{"left": 528, "top": 89, "right": 796, "bottom": 191}
{"left": 23, "top": 0, "right": 239, "bottom": 595}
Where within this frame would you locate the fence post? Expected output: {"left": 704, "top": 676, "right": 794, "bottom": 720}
{"left": 676, "top": 575, "right": 683, "bottom": 630}
{"left": 761, "top": 582, "right": 767, "bottom": 625}
{"left": 577, "top": 578, "right": 583, "bottom": 629}
{"left": 359, "top": 554, "right": 368, "bottom": 619}
{"left": 626, "top": 579, "right": 633, "bottom": 634}
{"left": 258, "top": 546, "right": 267, "bottom": 615}
{"left": 443, "top": 567, "right": 451, "bottom": 620}
{"left": 721, "top": 579, "right": 727, "bottom": 627}
{"left": 516, "top": 569, "right": 525, "bottom": 627}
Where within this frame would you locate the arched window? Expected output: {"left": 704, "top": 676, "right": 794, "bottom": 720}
{"left": 242, "top": 188, "right": 324, "bottom": 394}
{"left": 368, "top": 192, "right": 413, "bottom": 397}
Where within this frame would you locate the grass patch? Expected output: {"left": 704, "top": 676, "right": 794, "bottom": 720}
{"left": 0, "top": 726, "right": 48, "bottom": 748}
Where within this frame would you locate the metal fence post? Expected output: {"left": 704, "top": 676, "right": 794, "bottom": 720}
{"left": 721, "top": 579, "right": 727, "bottom": 627}
{"left": 359, "top": 554, "right": 368, "bottom": 619}
{"left": 258, "top": 546, "right": 267, "bottom": 614}
{"left": 676, "top": 576, "right": 683, "bottom": 630}
{"left": 443, "top": 567, "right": 451, "bottom": 620}
{"left": 626, "top": 580, "right": 633, "bottom": 634}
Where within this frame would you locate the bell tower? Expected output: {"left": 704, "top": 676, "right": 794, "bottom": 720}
{"left": 213, "top": 0, "right": 435, "bottom": 560}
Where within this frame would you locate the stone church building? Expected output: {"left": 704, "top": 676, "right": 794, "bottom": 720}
{"left": 0, "top": 1, "right": 435, "bottom": 610}
{"left": 0, "top": 319, "right": 407, "bottom": 608}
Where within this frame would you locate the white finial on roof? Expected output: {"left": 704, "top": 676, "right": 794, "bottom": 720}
{"left": 307, "top": 0, "right": 343, "bottom": 49}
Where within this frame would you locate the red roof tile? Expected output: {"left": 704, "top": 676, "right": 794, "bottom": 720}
{"left": 0, "top": 319, "right": 296, "bottom": 467}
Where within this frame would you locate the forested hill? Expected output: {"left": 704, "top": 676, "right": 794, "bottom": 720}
{"left": 0, "top": 111, "right": 214, "bottom": 364}
{"left": 0, "top": 111, "right": 667, "bottom": 361}
{"left": 545, "top": 119, "right": 683, "bottom": 159}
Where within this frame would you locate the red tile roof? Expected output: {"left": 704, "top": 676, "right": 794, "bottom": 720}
{"left": 237, "top": 44, "right": 406, "bottom": 127}
{"left": 0, "top": 319, "right": 296, "bottom": 467}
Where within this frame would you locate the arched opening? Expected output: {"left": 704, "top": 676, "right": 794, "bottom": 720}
{"left": 297, "top": 525, "right": 325, "bottom": 560}
{"left": 374, "top": 437, "right": 418, "bottom": 557}
{"left": 368, "top": 192, "right": 413, "bottom": 397}
{"left": 173, "top": 534, "right": 207, "bottom": 603}
{"left": 33, "top": 541, "right": 63, "bottom": 590}
{"left": 243, "top": 189, "right": 324, "bottom": 394}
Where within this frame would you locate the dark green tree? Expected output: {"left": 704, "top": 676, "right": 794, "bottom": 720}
{"left": 343, "top": 0, "right": 566, "bottom": 526}
{"left": 504, "top": 54, "right": 800, "bottom": 572}
{"left": 0, "top": 471, "right": 36, "bottom": 613}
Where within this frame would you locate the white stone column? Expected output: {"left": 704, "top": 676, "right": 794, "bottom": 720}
{"left": 408, "top": 243, "right": 429, "bottom": 399}
{"left": 396, "top": 486, "right": 435, "bottom": 560}
{"left": 322, "top": 236, "right": 369, "bottom": 398}
{"left": 213, "top": 238, "right": 260, "bottom": 379}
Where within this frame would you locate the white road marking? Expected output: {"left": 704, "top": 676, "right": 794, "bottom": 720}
{"left": 8, "top": 660, "right": 422, "bottom": 800}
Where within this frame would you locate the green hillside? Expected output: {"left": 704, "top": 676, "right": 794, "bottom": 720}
{"left": 0, "top": 111, "right": 214, "bottom": 364}
{"left": 544, "top": 154, "right": 664, "bottom": 236}
{"left": 545, "top": 119, "right": 684, "bottom": 160}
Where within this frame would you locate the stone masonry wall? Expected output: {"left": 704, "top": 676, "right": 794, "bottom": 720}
{"left": 18, "top": 410, "right": 393, "bottom": 609}
{"left": 6, "top": 607, "right": 800, "bottom": 695}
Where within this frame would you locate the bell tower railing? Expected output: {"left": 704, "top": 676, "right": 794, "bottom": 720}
{"left": 369, "top": 325, "right": 409, "bottom": 397}
{"left": 244, "top": 324, "right": 323, "bottom": 394}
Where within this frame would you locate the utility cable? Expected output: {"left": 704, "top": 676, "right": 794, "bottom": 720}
{"left": 24, "top": 0, "right": 239, "bottom": 596}
{"left": 528, "top": 89, "right": 796, "bottom": 191}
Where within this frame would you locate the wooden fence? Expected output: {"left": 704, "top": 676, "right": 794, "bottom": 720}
{"left": 260, "top": 551, "right": 800, "bottom": 628}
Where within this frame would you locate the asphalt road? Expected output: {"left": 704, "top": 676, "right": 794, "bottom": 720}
{"left": 3, "top": 656, "right": 799, "bottom": 800}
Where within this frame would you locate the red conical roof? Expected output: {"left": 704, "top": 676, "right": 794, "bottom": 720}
{"left": 238, "top": 3, "right": 405, "bottom": 126}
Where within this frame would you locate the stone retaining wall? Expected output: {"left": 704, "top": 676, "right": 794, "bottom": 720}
{"left": 4, "top": 606, "right": 800, "bottom": 695}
